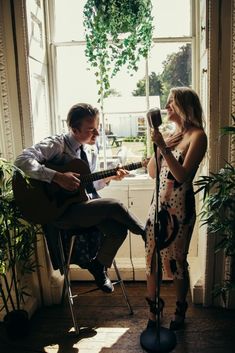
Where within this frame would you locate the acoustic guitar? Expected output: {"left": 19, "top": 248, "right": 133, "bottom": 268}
{"left": 12, "top": 158, "right": 146, "bottom": 225}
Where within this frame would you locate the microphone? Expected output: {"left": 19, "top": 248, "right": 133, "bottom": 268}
{"left": 147, "top": 108, "right": 162, "bottom": 129}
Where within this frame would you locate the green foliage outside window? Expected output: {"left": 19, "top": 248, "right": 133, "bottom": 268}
{"left": 161, "top": 43, "right": 192, "bottom": 105}
{"left": 132, "top": 72, "right": 164, "bottom": 97}
{"left": 132, "top": 43, "right": 192, "bottom": 108}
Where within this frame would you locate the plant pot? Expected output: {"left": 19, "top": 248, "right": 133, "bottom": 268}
{"left": 3, "top": 310, "right": 30, "bottom": 339}
{"left": 94, "top": 0, "right": 143, "bottom": 33}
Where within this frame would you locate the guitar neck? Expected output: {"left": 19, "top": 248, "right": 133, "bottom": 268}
{"left": 80, "top": 162, "right": 143, "bottom": 184}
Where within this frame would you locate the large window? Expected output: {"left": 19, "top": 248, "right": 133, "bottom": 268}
{"left": 48, "top": 0, "right": 196, "bottom": 172}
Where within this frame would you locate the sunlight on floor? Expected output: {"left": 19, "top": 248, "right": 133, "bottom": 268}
{"left": 44, "top": 327, "right": 130, "bottom": 353}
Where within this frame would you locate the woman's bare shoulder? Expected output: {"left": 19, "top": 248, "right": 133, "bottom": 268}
{"left": 186, "top": 128, "right": 207, "bottom": 156}
{"left": 187, "top": 127, "right": 207, "bottom": 140}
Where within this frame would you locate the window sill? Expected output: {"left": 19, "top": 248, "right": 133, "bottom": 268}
{"left": 108, "top": 173, "right": 155, "bottom": 186}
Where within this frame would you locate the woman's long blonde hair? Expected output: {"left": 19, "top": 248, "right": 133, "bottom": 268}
{"left": 170, "top": 87, "right": 205, "bottom": 129}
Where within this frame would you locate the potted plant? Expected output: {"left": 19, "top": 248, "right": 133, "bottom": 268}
{"left": 0, "top": 158, "right": 39, "bottom": 339}
{"left": 195, "top": 117, "right": 235, "bottom": 305}
{"left": 83, "top": 0, "right": 154, "bottom": 104}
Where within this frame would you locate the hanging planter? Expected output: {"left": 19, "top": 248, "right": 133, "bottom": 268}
{"left": 83, "top": 0, "right": 154, "bottom": 104}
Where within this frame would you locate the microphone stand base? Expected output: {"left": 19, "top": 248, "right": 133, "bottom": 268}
{"left": 140, "top": 326, "right": 177, "bottom": 353}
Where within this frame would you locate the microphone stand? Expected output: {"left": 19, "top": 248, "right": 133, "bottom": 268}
{"left": 140, "top": 143, "right": 177, "bottom": 353}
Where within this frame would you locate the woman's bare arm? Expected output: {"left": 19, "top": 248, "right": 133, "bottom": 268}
{"left": 147, "top": 155, "right": 157, "bottom": 179}
{"left": 152, "top": 129, "right": 207, "bottom": 183}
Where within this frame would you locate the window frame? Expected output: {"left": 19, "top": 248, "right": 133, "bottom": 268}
{"left": 45, "top": 0, "right": 199, "bottom": 170}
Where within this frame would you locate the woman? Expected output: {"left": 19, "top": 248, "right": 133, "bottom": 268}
{"left": 145, "top": 87, "right": 207, "bottom": 330}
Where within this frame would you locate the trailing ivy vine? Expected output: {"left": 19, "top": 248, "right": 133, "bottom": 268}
{"left": 83, "top": 0, "right": 153, "bottom": 104}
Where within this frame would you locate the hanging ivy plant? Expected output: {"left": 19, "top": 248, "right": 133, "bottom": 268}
{"left": 83, "top": 0, "right": 154, "bottom": 104}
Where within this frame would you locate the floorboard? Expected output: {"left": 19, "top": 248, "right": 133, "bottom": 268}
{"left": 0, "top": 281, "right": 235, "bottom": 353}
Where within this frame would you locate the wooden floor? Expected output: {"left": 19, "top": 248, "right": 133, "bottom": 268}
{"left": 0, "top": 281, "right": 235, "bottom": 353}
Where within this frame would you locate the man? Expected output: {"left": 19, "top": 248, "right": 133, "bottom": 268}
{"left": 15, "top": 103, "right": 145, "bottom": 293}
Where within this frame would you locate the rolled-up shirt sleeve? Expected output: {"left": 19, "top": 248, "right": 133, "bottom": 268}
{"left": 14, "top": 136, "right": 64, "bottom": 183}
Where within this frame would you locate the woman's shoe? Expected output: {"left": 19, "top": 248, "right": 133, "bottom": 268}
{"left": 169, "top": 301, "right": 188, "bottom": 330}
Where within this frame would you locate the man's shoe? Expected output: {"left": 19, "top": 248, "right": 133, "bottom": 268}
{"left": 87, "top": 258, "right": 114, "bottom": 293}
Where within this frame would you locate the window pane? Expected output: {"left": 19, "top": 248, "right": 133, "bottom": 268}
{"left": 109, "top": 57, "right": 146, "bottom": 97}
{"left": 53, "top": 0, "right": 86, "bottom": 42}
{"left": 98, "top": 111, "right": 146, "bottom": 170}
{"left": 148, "top": 42, "right": 192, "bottom": 108}
{"left": 152, "top": 0, "right": 191, "bottom": 37}
{"left": 56, "top": 48, "right": 151, "bottom": 172}
{"left": 100, "top": 60, "right": 155, "bottom": 170}
{"left": 56, "top": 45, "right": 99, "bottom": 123}
{"left": 99, "top": 96, "right": 160, "bottom": 170}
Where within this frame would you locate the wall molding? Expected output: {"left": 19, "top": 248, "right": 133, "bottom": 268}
{"left": 0, "top": 0, "right": 15, "bottom": 160}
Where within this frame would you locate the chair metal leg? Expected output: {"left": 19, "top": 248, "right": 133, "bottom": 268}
{"left": 58, "top": 233, "right": 80, "bottom": 335}
{"left": 113, "top": 259, "right": 133, "bottom": 315}
{"left": 61, "top": 235, "right": 76, "bottom": 304}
